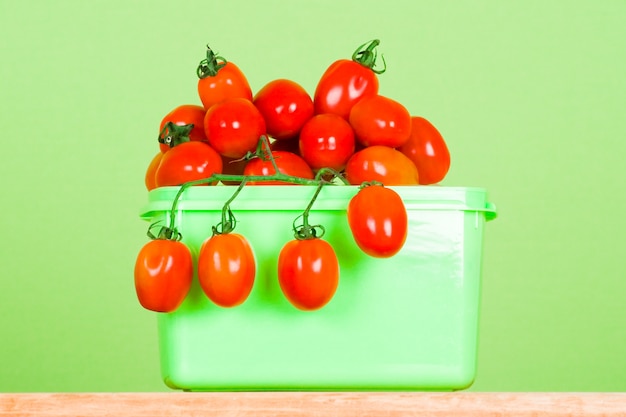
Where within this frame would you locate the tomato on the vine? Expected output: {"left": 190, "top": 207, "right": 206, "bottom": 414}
{"left": 253, "top": 79, "right": 314, "bottom": 140}
{"left": 347, "top": 184, "right": 408, "bottom": 258}
{"left": 298, "top": 113, "right": 355, "bottom": 172}
{"left": 158, "top": 104, "right": 207, "bottom": 153}
{"left": 278, "top": 238, "right": 339, "bottom": 311}
{"left": 344, "top": 145, "right": 419, "bottom": 185}
{"left": 154, "top": 141, "right": 223, "bottom": 187}
{"left": 313, "top": 39, "right": 384, "bottom": 120}
{"left": 197, "top": 45, "right": 253, "bottom": 110}
{"left": 243, "top": 151, "right": 314, "bottom": 184}
{"left": 197, "top": 233, "right": 256, "bottom": 308}
{"left": 145, "top": 152, "right": 163, "bottom": 191}
{"left": 349, "top": 95, "right": 412, "bottom": 148}
{"left": 398, "top": 116, "right": 451, "bottom": 185}
{"left": 134, "top": 231, "right": 193, "bottom": 313}
{"left": 204, "top": 97, "right": 266, "bottom": 159}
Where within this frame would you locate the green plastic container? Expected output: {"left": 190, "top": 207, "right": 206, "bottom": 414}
{"left": 139, "top": 185, "right": 497, "bottom": 391}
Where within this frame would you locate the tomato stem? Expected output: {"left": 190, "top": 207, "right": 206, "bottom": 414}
{"left": 352, "top": 39, "right": 386, "bottom": 75}
{"left": 197, "top": 44, "right": 228, "bottom": 79}
{"left": 292, "top": 181, "right": 327, "bottom": 240}
{"left": 158, "top": 122, "right": 192, "bottom": 148}
{"left": 212, "top": 179, "right": 248, "bottom": 235}
{"left": 162, "top": 136, "right": 350, "bottom": 233}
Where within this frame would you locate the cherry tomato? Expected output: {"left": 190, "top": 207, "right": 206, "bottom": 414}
{"left": 313, "top": 39, "right": 384, "bottom": 120}
{"left": 298, "top": 113, "right": 355, "bottom": 172}
{"left": 347, "top": 184, "right": 408, "bottom": 258}
{"left": 145, "top": 152, "right": 163, "bottom": 191}
{"left": 398, "top": 116, "right": 451, "bottom": 185}
{"left": 344, "top": 145, "right": 419, "bottom": 185}
{"left": 204, "top": 98, "right": 267, "bottom": 159}
{"left": 134, "top": 236, "right": 193, "bottom": 312}
{"left": 154, "top": 141, "right": 223, "bottom": 187}
{"left": 253, "top": 79, "right": 314, "bottom": 140}
{"left": 158, "top": 104, "right": 207, "bottom": 153}
{"left": 277, "top": 238, "right": 339, "bottom": 311}
{"left": 197, "top": 46, "right": 253, "bottom": 110}
{"left": 349, "top": 95, "right": 412, "bottom": 148}
{"left": 197, "top": 233, "right": 256, "bottom": 308}
{"left": 243, "top": 151, "right": 314, "bottom": 185}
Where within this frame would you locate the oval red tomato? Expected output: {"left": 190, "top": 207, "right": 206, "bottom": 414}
{"left": 243, "top": 151, "right": 314, "bottom": 185}
{"left": 349, "top": 95, "right": 412, "bottom": 148}
{"left": 197, "top": 233, "right": 256, "bottom": 308}
{"left": 398, "top": 116, "right": 451, "bottom": 185}
{"left": 145, "top": 152, "right": 163, "bottom": 191}
{"left": 313, "top": 40, "right": 383, "bottom": 120}
{"left": 204, "top": 98, "right": 266, "bottom": 159}
{"left": 298, "top": 113, "right": 355, "bottom": 172}
{"left": 154, "top": 141, "right": 223, "bottom": 187}
{"left": 197, "top": 46, "right": 253, "bottom": 110}
{"left": 347, "top": 184, "right": 408, "bottom": 258}
{"left": 344, "top": 145, "right": 419, "bottom": 185}
{"left": 277, "top": 238, "right": 339, "bottom": 311}
{"left": 253, "top": 79, "right": 314, "bottom": 140}
{"left": 159, "top": 104, "right": 207, "bottom": 153}
{"left": 134, "top": 237, "right": 193, "bottom": 312}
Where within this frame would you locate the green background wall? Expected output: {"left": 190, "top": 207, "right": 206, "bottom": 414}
{"left": 1, "top": 0, "right": 624, "bottom": 392}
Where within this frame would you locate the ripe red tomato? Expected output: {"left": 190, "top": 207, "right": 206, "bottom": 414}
{"left": 197, "top": 233, "right": 256, "bottom": 308}
{"left": 298, "top": 113, "right": 355, "bottom": 172}
{"left": 253, "top": 79, "right": 314, "bottom": 140}
{"left": 277, "top": 238, "right": 339, "bottom": 311}
{"left": 204, "top": 98, "right": 267, "bottom": 159}
{"left": 313, "top": 40, "right": 383, "bottom": 120}
{"left": 154, "top": 141, "right": 223, "bottom": 187}
{"left": 344, "top": 145, "right": 419, "bottom": 185}
{"left": 145, "top": 152, "right": 163, "bottom": 191}
{"left": 158, "top": 104, "right": 207, "bottom": 153}
{"left": 197, "top": 46, "right": 253, "bottom": 110}
{"left": 134, "top": 237, "right": 193, "bottom": 312}
{"left": 349, "top": 95, "right": 412, "bottom": 148}
{"left": 398, "top": 116, "right": 451, "bottom": 185}
{"left": 347, "top": 184, "right": 408, "bottom": 258}
{"left": 243, "top": 151, "right": 314, "bottom": 185}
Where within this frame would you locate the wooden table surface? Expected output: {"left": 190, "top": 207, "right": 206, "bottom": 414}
{"left": 1, "top": 392, "right": 625, "bottom": 416}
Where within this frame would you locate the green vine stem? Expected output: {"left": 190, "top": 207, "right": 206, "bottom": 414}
{"left": 212, "top": 179, "right": 248, "bottom": 235}
{"left": 352, "top": 39, "right": 386, "bottom": 74}
{"left": 292, "top": 181, "right": 327, "bottom": 240}
{"left": 162, "top": 136, "right": 350, "bottom": 235}
{"left": 197, "top": 45, "right": 227, "bottom": 79}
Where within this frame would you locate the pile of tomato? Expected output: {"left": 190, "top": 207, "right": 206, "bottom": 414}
{"left": 135, "top": 39, "right": 450, "bottom": 314}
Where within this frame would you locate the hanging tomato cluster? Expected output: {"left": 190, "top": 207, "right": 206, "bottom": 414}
{"left": 136, "top": 39, "right": 447, "bottom": 314}
{"left": 144, "top": 39, "right": 450, "bottom": 190}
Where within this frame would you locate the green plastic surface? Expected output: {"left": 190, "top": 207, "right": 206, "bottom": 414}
{"left": 139, "top": 185, "right": 496, "bottom": 391}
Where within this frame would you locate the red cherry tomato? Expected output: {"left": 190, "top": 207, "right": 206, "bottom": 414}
{"left": 277, "top": 238, "right": 339, "bottom": 311}
{"left": 253, "top": 79, "right": 314, "bottom": 140}
{"left": 204, "top": 98, "right": 267, "bottom": 159}
{"left": 313, "top": 39, "right": 384, "bottom": 120}
{"left": 344, "top": 145, "right": 419, "bottom": 185}
{"left": 298, "top": 113, "right": 355, "bottom": 172}
{"left": 243, "top": 151, "right": 314, "bottom": 185}
{"left": 347, "top": 184, "right": 408, "bottom": 258}
{"left": 197, "top": 233, "right": 256, "bottom": 308}
{"left": 398, "top": 116, "right": 451, "bottom": 185}
{"left": 145, "top": 152, "right": 163, "bottom": 191}
{"left": 134, "top": 236, "right": 193, "bottom": 312}
{"left": 349, "top": 95, "right": 412, "bottom": 148}
{"left": 197, "top": 46, "right": 253, "bottom": 110}
{"left": 158, "top": 104, "right": 207, "bottom": 153}
{"left": 154, "top": 141, "right": 223, "bottom": 187}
